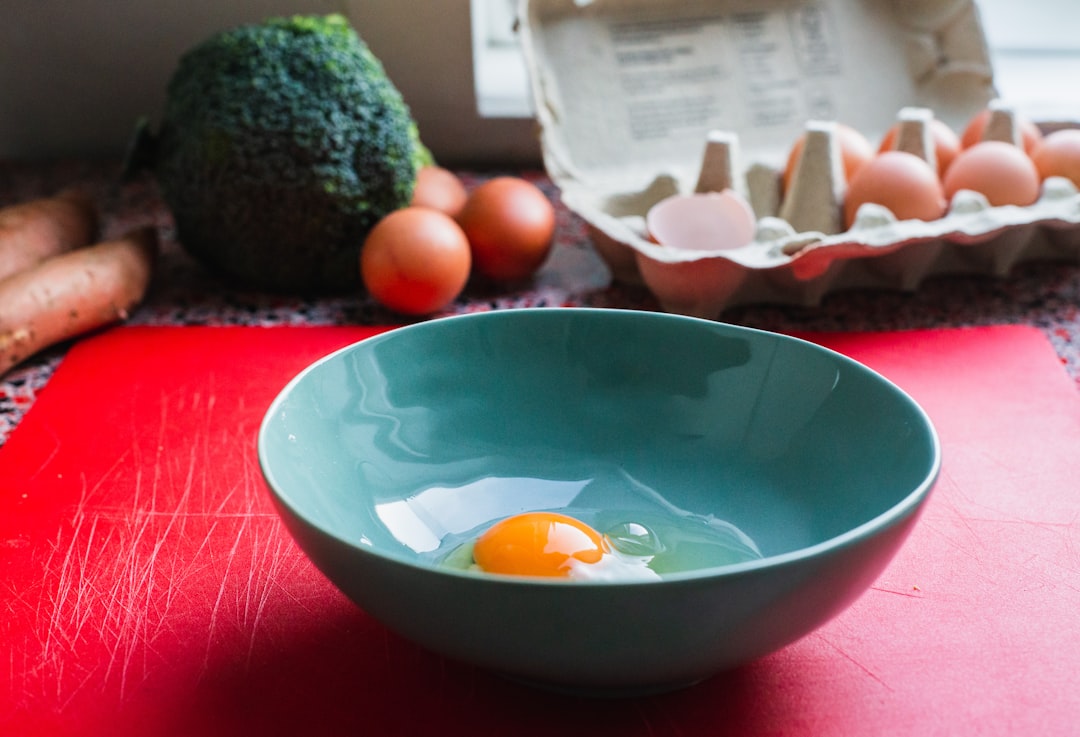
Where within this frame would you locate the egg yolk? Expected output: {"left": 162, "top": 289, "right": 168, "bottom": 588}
{"left": 472, "top": 512, "right": 607, "bottom": 577}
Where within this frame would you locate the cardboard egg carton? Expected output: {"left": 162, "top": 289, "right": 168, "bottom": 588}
{"left": 518, "top": 0, "right": 1080, "bottom": 317}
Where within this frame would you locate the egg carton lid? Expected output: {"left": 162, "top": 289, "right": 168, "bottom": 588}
{"left": 518, "top": 0, "right": 996, "bottom": 201}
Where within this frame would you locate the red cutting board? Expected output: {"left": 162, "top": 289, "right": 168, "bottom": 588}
{"left": 2, "top": 324, "right": 1079, "bottom": 736}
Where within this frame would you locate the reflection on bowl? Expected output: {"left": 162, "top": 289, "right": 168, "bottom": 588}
{"left": 258, "top": 308, "right": 940, "bottom": 696}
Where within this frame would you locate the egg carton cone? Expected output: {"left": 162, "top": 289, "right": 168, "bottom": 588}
{"left": 518, "top": 0, "right": 1080, "bottom": 318}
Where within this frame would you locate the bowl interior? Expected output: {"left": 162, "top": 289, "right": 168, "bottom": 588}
{"left": 260, "top": 309, "right": 938, "bottom": 577}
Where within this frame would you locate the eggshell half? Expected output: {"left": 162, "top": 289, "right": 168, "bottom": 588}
{"left": 646, "top": 191, "right": 757, "bottom": 252}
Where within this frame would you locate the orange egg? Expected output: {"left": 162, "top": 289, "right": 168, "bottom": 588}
{"left": 878, "top": 118, "right": 961, "bottom": 177}
{"left": 960, "top": 108, "right": 1044, "bottom": 155}
{"left": 411, "top": 165, "right": 468, "bottom": 218}
{"left": 783, "top": 123, "right": 874, "bottom": 194}
{"left": 456, "top": 177, "right": 556, "bottom": 281}
{"left": 943, "top": 141, "right": 1041, "bottom": 207}
{"left": 360, "top": 206, "right": 472, "bottom": 315}
{"left": 472, "top": 512, "right": 606, "bottom": 578}
{"left": 843, "top": 151, "right": 947, "bottom": 229}
{"left": 1031, "top": 129, "right": 1080, "bottom": 188}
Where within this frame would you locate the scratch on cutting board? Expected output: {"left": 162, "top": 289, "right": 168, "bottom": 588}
{"left": 631, "top": 702, "right": 661, "bottom": 737}
{"left": 102, "top": 463, "right": 184, "bottom": 697}
{"left": 203, "top": 460, "right": 308, "bottom": 673}
{"left": 869, "top": 585, "right": 923, "bottom": 599}
{"left": 204, "top": 508, "right": 250, "bottom": 675}
{"left": 818, "top": 635, "right": 893, "bottom": 692}
{"left": 21, "top": 424, "right": 61, "bottom": 484}
{"left": 18, "top": 387, "right": 304, "bottom": 708}
{"left": 41, "top": 474, "right": 109, "bottom": 663}
{"left": 918, "top": 468, "right": 993, "bottom": 564}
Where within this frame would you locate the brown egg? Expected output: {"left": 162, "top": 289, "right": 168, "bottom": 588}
{"left": 783, "top": 123, "right": 874, "bottom": 194}
{"left": 361, "top": 207, "right": 472, "bottom": 315}
{"left": 878, "top": 118, "right": 961, "bottom": 177}
{"left": 843, "top": 151, "right": 947, "bottom": 229}
{"left": 960, "top": 109, "right": 1044, "bottom": 155}
{"left": 943, "top": 141, "right": 1041, "bottom": 207}
{"left": 411, "top": 166, "right": 468, "bottom": 218}
{"left": 1031, "top": 129, "right": 1080, "bottom": 188}
{"left": 456, "top": 177, "right": 556, "bottom": 281}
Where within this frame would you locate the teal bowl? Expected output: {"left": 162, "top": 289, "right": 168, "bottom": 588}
{"left": 258, "top": 308, "right": 940, "bottom": 696}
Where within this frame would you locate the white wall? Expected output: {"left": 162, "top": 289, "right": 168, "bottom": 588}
{"left": 3, "top": 1, "right": 1076, "bottom": 165}
{"left": 0, "top": 1, "right": 542, "bottom": 166}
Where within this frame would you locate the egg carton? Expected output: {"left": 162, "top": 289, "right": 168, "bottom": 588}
{"left": 578, "top": 112, "right": 1080, "bottom": 317}
{"left": 518, "top": 0, "right": 1080, "bottom": 317}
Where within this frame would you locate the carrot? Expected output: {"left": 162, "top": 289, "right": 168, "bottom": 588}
{"left": 0, "top": 226, "right": 158, "bottom": 375}
{"left": 0, "top": 189, "right": 99, "bottom": 282}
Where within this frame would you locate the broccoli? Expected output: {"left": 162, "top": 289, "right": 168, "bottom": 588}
{"left": 146, "top": 14, "right": 429, "bottom": 292}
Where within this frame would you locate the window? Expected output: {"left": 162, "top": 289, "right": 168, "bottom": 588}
{"left": 977, "top": 0, "right": 1080, "bottom": 122}
{"left": 471, "top": 0, "right": 533, "bottom": 118}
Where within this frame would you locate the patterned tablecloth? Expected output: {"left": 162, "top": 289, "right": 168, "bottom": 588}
{"left": 2, "top": 157, "right": 1079, "bottom": 444}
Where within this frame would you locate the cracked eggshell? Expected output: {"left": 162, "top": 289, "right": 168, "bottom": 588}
{"left": 646, "top": 191, "right": 756, "bottom": 252}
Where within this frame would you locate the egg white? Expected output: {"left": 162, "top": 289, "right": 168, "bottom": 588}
{"left": 564, "top": 549, "right": 661, "bottom": 582}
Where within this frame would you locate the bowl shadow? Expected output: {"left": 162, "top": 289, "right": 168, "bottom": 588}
{"left": 170, "top": 604, "right": 813, "bottom": 737}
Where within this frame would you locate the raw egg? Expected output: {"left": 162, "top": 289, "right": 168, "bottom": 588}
{"left": 471, "top": 512, "right": 658, "bottom": 581}
{"left": 456, "top": 177, "right": 556, "bottom": 281}
{"left": 783, "top": 123, "right": 874, "bottom": 194}
{"left": 942, "top": 141, "right": 1041, "bottom": 207}
{"left": 444, "top": 504, "right": 766, "bottom": 582}
{"left": 960, "top": 108, "right": 1043, "bottom": 155}
{"left": 1031, "top": 129, "right": 1080, "bottom": 188}
{"left": 878, "top": 118, "right": 961, "bottom": 177}
{"left": 360, "top": 206, "right": 472, "bottom": 315}
{"left": 411, "top": 165, "right": 468, "bottom": 218}
{"left": 843, "top": 151, "right": 947, "bottom": 229}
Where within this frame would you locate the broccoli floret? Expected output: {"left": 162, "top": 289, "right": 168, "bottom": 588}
{"left": 151, "top": 14, "right": 424, "bottom": 292}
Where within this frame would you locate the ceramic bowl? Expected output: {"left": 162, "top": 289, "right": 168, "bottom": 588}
{"left": 258, "top": 308, "right": 940, "bottom": 696}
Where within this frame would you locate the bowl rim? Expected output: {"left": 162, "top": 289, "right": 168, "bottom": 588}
{"left": 257, "top": 307, "right": 942, "bottom": 586}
